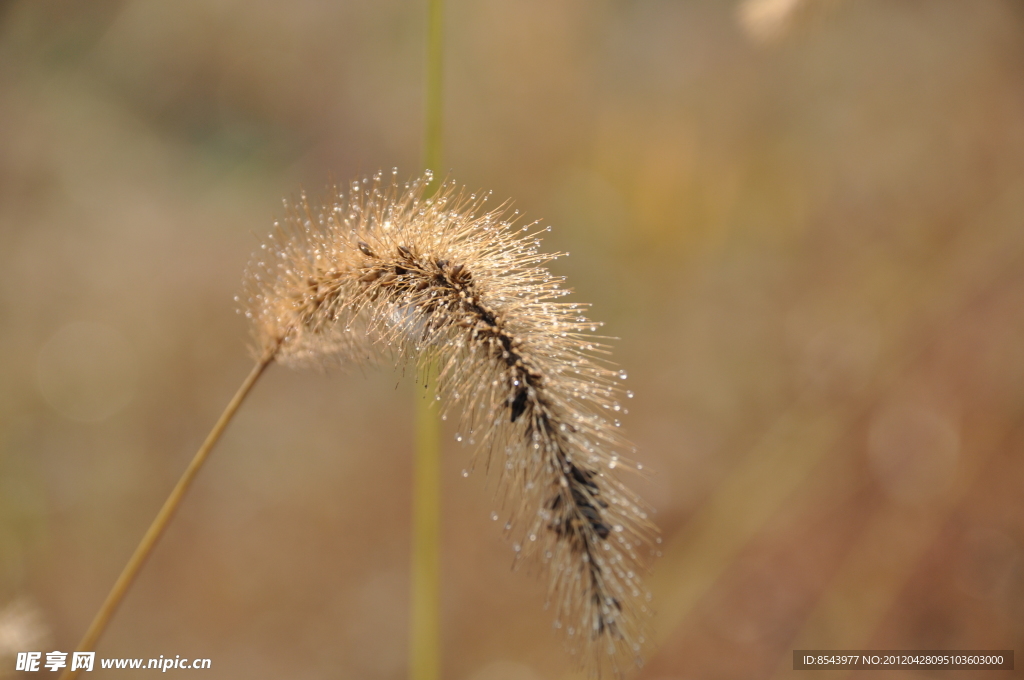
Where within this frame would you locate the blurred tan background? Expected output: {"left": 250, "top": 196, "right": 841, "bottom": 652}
{"left": 3, "top": 0, "right": 1024, "bottom": 678}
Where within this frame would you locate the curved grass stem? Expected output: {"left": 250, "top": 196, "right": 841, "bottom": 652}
{"left": 59, "top": 348, "right": 278, "bottom": 680}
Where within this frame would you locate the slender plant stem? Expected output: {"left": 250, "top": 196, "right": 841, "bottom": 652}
{"left": 59, "top": 349, "right": 277, "bottom": 680}
{"left": 423, "top": 0, "right": 444, "bottom": 182}
{"left": 410, "top": 386, "right": 441, "bottom": 680}
{"left": 410, "top": 1, "right": 443, "bottom": 679}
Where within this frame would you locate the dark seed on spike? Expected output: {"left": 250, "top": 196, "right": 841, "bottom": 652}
{"left": 578, "top": 503, "right": 601, "bottom": 525}
{"left": 357, "top": 241, "right": 374, "bottom": 257}
{"left": 569, "top": 464, "right": 600, "bottom": 493}
{"left": 510, "top": 387, "right": 529, "bottom": 422}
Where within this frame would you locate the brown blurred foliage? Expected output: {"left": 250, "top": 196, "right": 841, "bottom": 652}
{"left": 2, "top": 0, "right": 1024, "bottom": 678}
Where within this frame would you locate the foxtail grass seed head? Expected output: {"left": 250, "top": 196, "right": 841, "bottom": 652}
{"left": 241, "top": 170, "right": 657, "bottom": 673}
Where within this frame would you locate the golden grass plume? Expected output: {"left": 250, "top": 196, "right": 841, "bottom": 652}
{"left": 242, "top": 170, "right": 657, "bottom": 672}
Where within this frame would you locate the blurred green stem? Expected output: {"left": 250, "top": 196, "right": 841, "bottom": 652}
{"left": 423, "top": 0, "right": 444, "bottom": 182}
{"left": 411, "top": 383, "right": 441, "bottom": 680}
{"left": 410, "top": 2, "right": 443, "bottom": 680}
